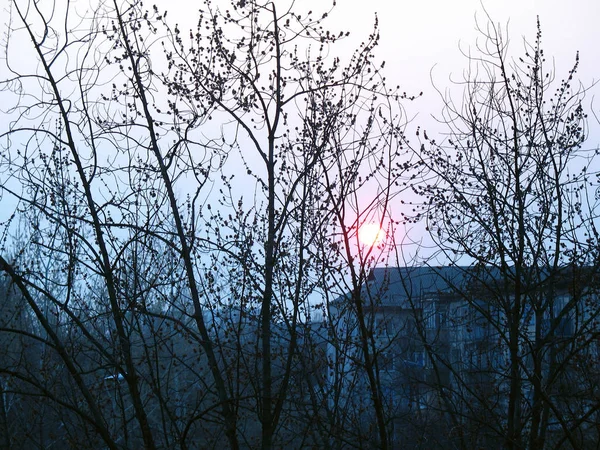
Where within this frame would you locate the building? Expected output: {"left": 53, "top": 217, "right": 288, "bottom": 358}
{"left": 327, "top": 265, "right": 600, "bottom": 448}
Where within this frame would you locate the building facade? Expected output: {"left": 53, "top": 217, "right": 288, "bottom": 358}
{"left": 326, "top": 265, "right": 600, "bottom": 448}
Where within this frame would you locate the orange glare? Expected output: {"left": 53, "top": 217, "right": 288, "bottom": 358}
{"left": 358, "top": 223, "right": 385, "bottom": 246}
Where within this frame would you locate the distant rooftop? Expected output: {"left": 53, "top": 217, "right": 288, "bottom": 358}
{"left": 337, "top": 265, "right": 596, "bottom": 308}
{"left": 363, "top": 266, "right": 474, "bottom": 308}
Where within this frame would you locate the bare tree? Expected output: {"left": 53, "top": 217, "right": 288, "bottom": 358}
{"left": 0, "top": 0, "right": 412, "bottom": 448}
{"left": 158, "top": 1, "right": 414, "bottom": 447}
{"left": 415, "top": 17, "right": 600, "bottom": 449}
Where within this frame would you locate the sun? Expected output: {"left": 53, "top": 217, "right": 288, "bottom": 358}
{"left": 358, "top": 223, "right": 385, "bottom": 246}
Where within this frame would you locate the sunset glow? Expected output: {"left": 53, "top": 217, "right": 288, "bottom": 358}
{"left": 358, "top": 223, "right": 385, "bottom": 247}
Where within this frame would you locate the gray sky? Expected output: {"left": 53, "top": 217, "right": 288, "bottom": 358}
{"left": 335, "top": 0, "right": 600, "bottom": 128}
{"left": 1, "top": 0, "right": 599, "bottom": 263}
{"left": 331, "top": 0, "right": 600, "bottom": 85}
{"left": 153, "top": 0, "right": 600, "bottom": 143}
{"left": 2, "top": 0, "right": 598, "bottom": 132}
{"left": 2, "top": 0, "right": 598, "bottom": 124}
{"left": 146, "top": 0, "right": 600, "bottom": 85}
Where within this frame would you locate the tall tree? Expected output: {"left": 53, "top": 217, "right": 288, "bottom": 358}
{"left": 0, "top": 0, "right": 411, "bottom": 447}
{"left": 415, "top": 18, "right": 600, "bottom": 449}
{"left": 159, "top": 1, "right": 413, "bottom": 447}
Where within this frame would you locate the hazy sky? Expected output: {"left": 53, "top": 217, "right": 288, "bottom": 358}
{"left": 2, "top": 0, "right": 598, "bottom": 127}
{"left": 328, "top": 0, "right": 600, "bottom": 126}
{"left": 150, "top": 0, "right": 600, "bottom": 139}
{"left": 1, "top": 0, "right": 599, "bottom": 262}
{"left": 326, "top": 0, "right": 600, "bottom": 83}
{"left": 134, "top": 0, "right": 600, "bottom": 87}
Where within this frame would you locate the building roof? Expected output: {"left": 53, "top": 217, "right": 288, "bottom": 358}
{"left": 352, "top": 265, "right": 597, "bottom": 309}
{"left": 362, "top": 266, "right": 473, "bottom": 308}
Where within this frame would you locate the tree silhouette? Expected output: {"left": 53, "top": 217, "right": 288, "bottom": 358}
{"left": 0, "top": 0, "right": 413, "bottom": 448}
{"left": 415, "top": 18, "right": 600, "bottom": 449}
